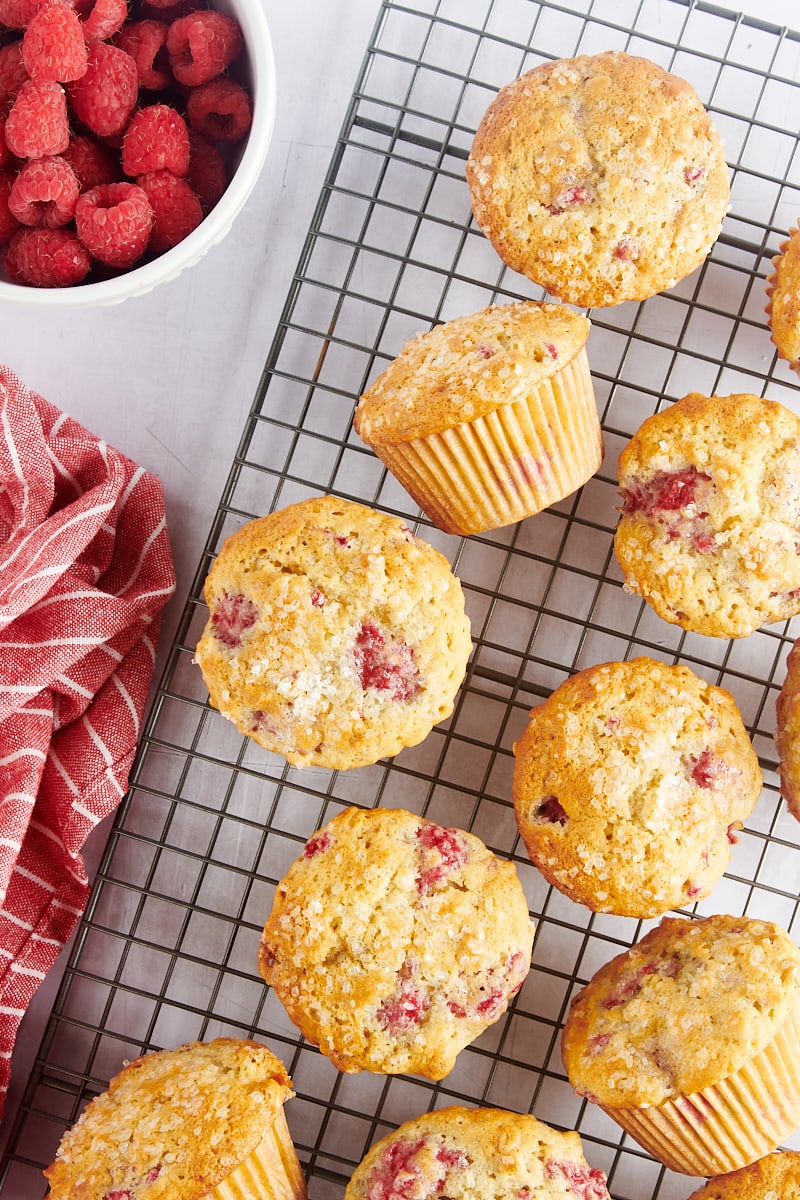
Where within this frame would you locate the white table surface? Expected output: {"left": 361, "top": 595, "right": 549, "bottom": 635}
{"left": 0, "top": 0, "right": 797, "bottom": 1164}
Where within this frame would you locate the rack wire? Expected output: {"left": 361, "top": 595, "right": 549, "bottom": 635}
{"left": 3, "top": 0, "right": 800, "bottom": 1196}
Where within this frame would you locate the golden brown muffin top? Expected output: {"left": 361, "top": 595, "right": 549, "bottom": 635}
{"left": 561, "top": 914, "right": 800, "bottom": 1108}
{"left": 686, "top": 1150, "right": 800, "bottom": 1199}
{"left": 767, "top": 226, "right": 800, "bottom": 371}
{"left": 44, "top": 1038, "right": 293, "bottom": 1200}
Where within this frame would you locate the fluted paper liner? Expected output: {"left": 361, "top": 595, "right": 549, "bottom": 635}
{"left": 210, "top": 1106, "right": 308, "bottom": 1200}
{"left": 372, "top": 347, "right": 602, "bottom": 536}
{"left": 600, "top": 999, "right": 800, "bottom": 1177}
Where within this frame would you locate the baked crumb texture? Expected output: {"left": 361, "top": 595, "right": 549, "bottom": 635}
{"left": 258, "top": 806, "right": 535, "bottom": 1081}
{"left": 194, "top": 496, "right": 472, "bottom": 770}
{"left": 512, "top": 657, "right": 762, "bottom": 918}
{"left": 43, "top": 1037, "right": 305, "bottom": 1200}
{"left": 776, "top": 639, "right": 800, "bottom": 823}
{"left": 343, "top": 1106, "right": 611, "bottom": 1200}
{"left": 613, "top": 392, "right": 800, "bottom": 638}
{"left": 354, "top": 301, "right": 601, "bottom": 536}
{"left": 685, "top": 1149, "right": 800, "bottom": 1199}
{"left": 766, "top": 225, "right": 800, "bottom": 373}
{"left": 562, "top": 914, "right": 800, "bottom": 1176}
{"left": 466, "top": 51, "right": 730, "bottom": 308}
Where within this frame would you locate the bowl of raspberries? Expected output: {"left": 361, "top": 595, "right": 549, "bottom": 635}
{"left": 0, "top": 0, "right": 275, "bottom": 303}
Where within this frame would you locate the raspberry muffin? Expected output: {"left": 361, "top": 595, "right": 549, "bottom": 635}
{"left": 354, "top": 301, "right": 601, "bottom": 536}
{"left": 44, "top": 1038, "right": 306, "bottom": 1200}
{"left": 687, "top": 1151, "right": 800, "bottom": 1198}
{"left": 776, "top": 638, "right": 800, "bottom": 822}
{"left": 512, "top": 657, "right": 761, "bottom": 918}
{"left": 194, "top": 496, "right": 472, "bottom": 770}
{"left": 766, "top": 225, "right": 800, "bottom": 374}
{"left": 344, "top": 1107, "right": 611, "bottom": 1200}
{"left": 614, "top": 392, "right": 800, "bottom": 638}
{"left": 258, "top": 806, "right": 534, "bottom": 1080}
{"left": 562, "top": 913, "right": 800, "bottom": 1177}
{"left": 466, "top": 51, "right": 729, "bottom": 307}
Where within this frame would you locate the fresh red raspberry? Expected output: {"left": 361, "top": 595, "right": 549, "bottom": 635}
{"left": 187, "top": 129, "right": 226, "bottom": 212}
{"left": 75, "top": 181, "right": 153, "bottom": 267}
{"left": 122, "top": 104, "right": 190, "bottom": 177}
{"left": 67, "top": 42, "right": 138, "bottom": 137}
{"left": 186, "top": 75, "right": 252, "bottom": 143}
{"left": 82, "top": 0, "right": 128, "bottom": 42}
{"left": 0, "top": 173, "right": 20, "bottom": 245}
{"left": 5, "top": 226, "right": 91, "bottom": 286}
{"left": 114, "top": 19, "right": 171, "bottom": 90}
{"left": 166, "top": 10, "right": 243, "bottom": 87}
{"left": 9, "top": 155, "right": 80, "bottom": 227}
{"left": 0, "top": 41, "right": 28, "bottom": 108}
{"left": 63, "top": 134, "right": 121, "bottom": 191}
{"left": 5, "top": 79, "right": 69, "bottom": 159}
{"left": 0, "top": 0, "right": 46, "bottom": 28}
{"left": 22, "top": 2, "right": 88, "bottom": 84}
{"left": 135, "top": 168, "right": 202, "bottom": 252}
{"left": 0, "top": 115, "right": 9, "bottom": 171}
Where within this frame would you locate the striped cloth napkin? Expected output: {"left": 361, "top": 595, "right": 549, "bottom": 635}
{"left": 0, "top": 365, "right": 175, "bottom": 1118}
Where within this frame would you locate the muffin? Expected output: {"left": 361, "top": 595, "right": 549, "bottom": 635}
{"left": 354, "top": 301, "right": 601, "bottom": 536}
{"left": 512, "top": 657, "right": 762, "bottom": 918}
{"left": 776, "top": 638, "right": 800, "bottom": 822}
{"left": 766, "top": 225, "right": 800, "bottom": 374}
{"left": 466, "top": 51, "right": 729, "bottom": 307}
{"left": 686, "top": 1150, "right": 800, "bottom": 1198}
{"left": 614, "top": 392, "right": 800, "bottom": 638}
{"left": 258, "top": 806, "right": 534, "bottom": 1080}
{"left": 194, "top": 495, "right": 472, "bottom": 770}
{"left": 43, "top": 1038, "right": 306, "bottom": 1200}
{"left": 344, "top": 1106, "right": 611, "bottom": 1200}
{"left": 561, "top": 913, "right": 800, "bottom": 1177}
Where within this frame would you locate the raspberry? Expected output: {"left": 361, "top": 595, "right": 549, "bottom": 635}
{"left": 0, "top": 0, "right": 45, "bottom": 27}
{"left": 416, "top": 823, "right": 468, "bottom": 893}
{"left": 135, "top": 168, "right": 202, "bottom": 251}
{"left": 376, "top": 963, "right": 429, "bottom": 1033}
{"left": 22, "top": 2, "right": 88, "bottom": 83}
{"left": 5, "top": 226, "right": 91, "bottom": 286}
{"left": 114, "top": 19, "right": 171, "bottom": 90}
{"left": 187, "top": 130, "right": 227, "bottom": 212}
{"left": 186, "top": 76, "right": 252, "bottom": 143}
{"left": 302, "top": 831, "right": 331, "bottom": 859}
{"left": 5, "top": 79, "right": 69, "bottom": 159}
{"left": 166, "top": 10, "right": 243, "bottom": 87}
{"left": 75, "top": 181, "right": 153, "bottom": 267}
{"left": 63, "top": 134, "right": 121, "bottom": 191}
{"left": 0, "top": 173, "right": 20, "bottom": 245}
{"left": 0, "top": 40, "right": 28, "bottom": 108}
{"left": 210, "top": 591, "right": 258, "bottom": 647}
{"left": 622, "top": 467, "right": 712, "bottom": 516}
{"left": 67, "top": 42, "right": 138, "bottom": 137}
{"left": 545, "top": 1160, "right": 610, "bottom": 1200}
{"left": 122, "top": 104, "right": 190, "bottom": 177}
{"left": 82, "top": 0, "right": 128, "bottom": 42}
{"left": 9, "top": 155, "right": 80, "bottom": 228}
{"left": 533, "top": 795, "right": 568, "bottom": 825}
{"left": 353, "top": 620, "right": 421, "bottom": 701}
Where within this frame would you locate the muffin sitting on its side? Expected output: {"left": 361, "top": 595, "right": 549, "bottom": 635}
{"left": 194, "top": 495, "right": 472, "bottom": 770}
{"left": 354, "top": 301, "right": 601, "bottom": 536}
{"left": 775, "top": 638, "right": 800, "bottom": 823}
{"left": 614, "top": 392, "right": 800, "bottom": 638}
{"left": 686, "top": 1151, "right": 800, "bottom": 1199}
{"left": 766, "top": 224, "right": 800, "bottom": 374}
{"left": 466, "top": 51, "right": 729, "bottom": 307}
{"left": 259, "top": 806, "right": 534, "bottom": 1081}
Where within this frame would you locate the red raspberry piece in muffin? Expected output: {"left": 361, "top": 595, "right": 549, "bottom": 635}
{"left": 9, "top": 155, "right": 80, "bottom": 227}
{"left": 259, "top": 806, "right": 533, "bottom": 1079}
{"left": 166, "top": 9, "right": 243, "bottom": 87}
{"left": 210, "top": 590, "right": 258, "bottom": 648}
{"left": 353, "top": 620, "right": 421, "bottom": 701}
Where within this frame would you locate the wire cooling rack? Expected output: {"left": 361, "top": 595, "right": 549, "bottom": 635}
{"left": 4, "top": 0, "right": 800, "bottom": 1196}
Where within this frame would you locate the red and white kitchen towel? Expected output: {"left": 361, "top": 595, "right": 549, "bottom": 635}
{"left": 0, "top": 365, "right": 175, "bottom": 1118}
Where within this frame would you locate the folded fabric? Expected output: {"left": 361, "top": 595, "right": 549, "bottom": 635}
{"left": 0, "top": 365, "right": 175, "bottom": 1119}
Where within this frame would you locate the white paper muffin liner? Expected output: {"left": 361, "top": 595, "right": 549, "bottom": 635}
{"left": 210, "top": 1107, "right": 307, "bottom": 1200}
{"left": 371, "top": 346, "right": 602, "bottom": 536}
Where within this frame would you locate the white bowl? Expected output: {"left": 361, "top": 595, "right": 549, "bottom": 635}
{"left": 0, "top": 0, "right": 276, "bottom": 307}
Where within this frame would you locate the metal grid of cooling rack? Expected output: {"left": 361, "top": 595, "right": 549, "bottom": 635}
{"left": 3, "top": 0, "right": 800, "bottom": 1197}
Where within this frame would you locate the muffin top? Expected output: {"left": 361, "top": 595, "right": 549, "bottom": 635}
{"left": 344, "top": 1106, "right": 610, "bottom": 1200}
{"left": 44, "top": 1038, "right": 293, "bottom": 1200}
{"left": 466, "top": 51, "right": 729, "bottom": 307}
{"left": 512, "top": 657, "right": 762, "bottom": 917}
{"left": 614, "top": 392, "right": 800, "bottom": 638}
{"left": 194, "top": 495, "right": 472, "bottom": 769}
{"left": 259, "top": 806, "right": 534, "bottom": 1080}
{"left": 767, "top": 225, "right": 800, "bottom": 371}
{"left": 776, "top": 639, "right": 800, "bottom": 823}
{"left": 354, "top": 301, "right": 590, "bottom": 445}
{"left": 686, "top": 1150, "right": 800, "bottom": 1198}
{"left": 561, "top": 914, "right": 800, "bottom": 1108}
